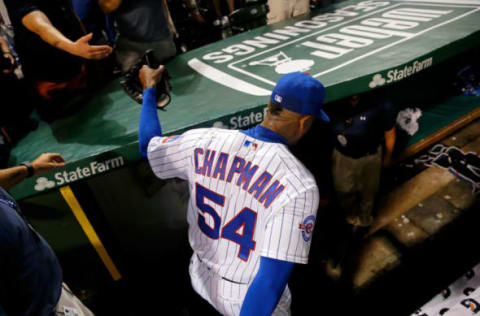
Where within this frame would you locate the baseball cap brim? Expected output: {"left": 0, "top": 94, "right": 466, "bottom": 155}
{"left": 318, "top": 109, "right": 330, "bottom": 122}
{"left": 271, "top": 99, "right": 331, "bottom": 122}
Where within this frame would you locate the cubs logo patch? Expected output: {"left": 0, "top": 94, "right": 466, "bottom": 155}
{"left": 162, "top": 135, "right": 180, "bottom": 143}
{"left": 461, "top": 298, "right": 480, "bottom": 313}
{"left": 299, "top": 215, "right": 315, "bottom": 242}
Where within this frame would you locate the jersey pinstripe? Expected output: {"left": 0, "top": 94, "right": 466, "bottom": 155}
{"left": 147, "top": 128, "right": 319, "bottom": 314}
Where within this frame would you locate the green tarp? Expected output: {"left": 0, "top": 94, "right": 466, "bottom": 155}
{"left": 9, "top": 0, "right": 480, "bottom": 199}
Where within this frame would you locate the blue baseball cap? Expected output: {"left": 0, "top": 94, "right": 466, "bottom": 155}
{"left": 270, "top": 72, "right": 329, "bottom": 122}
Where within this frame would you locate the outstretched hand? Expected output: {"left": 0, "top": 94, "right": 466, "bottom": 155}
{"left": 31, "top": 153, "right": 66, "bottom": 175}
{"left": 70, "top": 33, "right": 113, "bottom": 60}
{"left": 139, "top": 65, "right": 165, "bottom": 90}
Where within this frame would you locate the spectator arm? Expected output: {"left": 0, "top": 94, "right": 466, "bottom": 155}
{"left": 21, "top": 10, "right": 76, "bottom": 55}
{"left": 162, "top": 0, "right": 178, "bottom": 37}
{"left": 0, "top": 37, "right": 10, "bottom": 53}
{"left": 0, "top": 166, "right": 29, "bottom": 191}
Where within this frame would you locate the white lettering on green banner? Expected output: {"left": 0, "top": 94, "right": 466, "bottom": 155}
{"left": 188, "top": 0, "right": 479, "bottom": 94}
{"left": 34, "top": 157, "right": 125, "bottom": 191}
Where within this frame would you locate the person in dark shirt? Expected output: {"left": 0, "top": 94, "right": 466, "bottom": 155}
{"left": 0, "top": 35, "right": 38, "bottom": 168}
{"left": 99, "top": 0, "right": 177, "bottom": 73}
{"left": 73, "top": 0, "right": 111, "bottom": 44}
{"left": 327, "top": 93, "right": 397, "bottom": 277}
{"left": 0, "top": 153, "right": 94, "bottom": 315}
{"left": 4, "top": 0, "right": 112, "bottom": 102}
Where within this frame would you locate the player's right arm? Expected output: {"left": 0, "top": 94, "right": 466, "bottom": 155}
{"left": 138, "top": 65, "right": 165, "bottom": 158}
{"left": 139, "top": 65, "right": 196, "bottom": 181}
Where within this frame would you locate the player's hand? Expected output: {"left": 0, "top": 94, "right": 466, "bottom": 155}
{"left": 31, "top": 153, "right": 66, "bottom": 175}
{"left": 139, "top": 65, "right": 165, "bottom": 90}
{"left": 70, "top": 33, "right": 113, "bottom": 60}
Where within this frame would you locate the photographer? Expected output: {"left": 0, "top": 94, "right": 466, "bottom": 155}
{"left": 0, "top": 36, "right": 38, "bottom": 167}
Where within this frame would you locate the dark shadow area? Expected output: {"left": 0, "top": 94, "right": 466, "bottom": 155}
{"left": 289, "top": 200, "right": 480, "bottom": 316}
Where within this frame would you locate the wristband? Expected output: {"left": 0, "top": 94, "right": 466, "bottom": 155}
{"left": 20, "top": 161, "right": 34, "bottom": 178}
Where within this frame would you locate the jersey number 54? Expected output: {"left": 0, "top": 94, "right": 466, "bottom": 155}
{"left": 196, "top": 183, "right": 257, "bottom": 261}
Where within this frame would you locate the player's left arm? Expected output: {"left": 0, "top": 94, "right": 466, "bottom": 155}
{"left": 240, "top": 257, "right": 294, "bottom": 316}
{"left": 241, "top": 185, "right": 319, "bottom": 314}
{"left": 138, "top": 65, "right": 165, "bottom": 158}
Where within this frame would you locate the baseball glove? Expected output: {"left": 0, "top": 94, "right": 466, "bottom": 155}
{"left": 120, "top": 49, "right": 172, "bottom": 109}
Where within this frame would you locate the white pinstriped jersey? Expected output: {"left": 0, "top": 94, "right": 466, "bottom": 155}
{"left": 147, "top": 127, "right": 319, "bottom": 315}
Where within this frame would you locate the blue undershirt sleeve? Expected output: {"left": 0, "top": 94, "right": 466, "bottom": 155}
{"left": 138, "top": 88, "right": 163, "bottom": 158}
{"left": 240, "top": 256, "right": 294, "bottom": 316}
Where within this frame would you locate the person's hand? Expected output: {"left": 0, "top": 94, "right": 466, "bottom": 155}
{"left": 70, "top": 33, "right": 113, "bottom": 60}
{"left": 139, "top": 65, "right": 165, "bottom": 90}
{"left": 31, "top": 153, "right": 66, "bottom": 175}
{"left": 2, "top": 52, "right": 15, "bottom": 74}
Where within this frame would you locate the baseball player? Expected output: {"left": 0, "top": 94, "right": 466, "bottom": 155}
{"left": 138, "top": 65, "right": 329, "bottom": 315}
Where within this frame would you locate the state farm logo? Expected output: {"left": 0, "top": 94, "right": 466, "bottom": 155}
{"left": 369, "top": 57, "right": 433, "bottom": 89}
{"left": 369, "top": 74, "right": 386, "bottom": 88}
{"left": 34, "top": 177, "right": 55, "bottom": 191}
{"left": 33, "top": 157, "right": 125, "bottom": 191}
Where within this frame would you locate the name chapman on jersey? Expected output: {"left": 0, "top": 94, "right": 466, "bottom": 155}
{"left": 197, "top": 1, "right": 452, "bottom": 65}
{"left": 34, "top": 157, "right": 124, "bottom": 191}
{"left": 194, "top": 148, "right": 284, "bottom": 208}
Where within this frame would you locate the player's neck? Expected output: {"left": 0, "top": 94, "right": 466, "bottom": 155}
{"left": 260, "top": 120, "right": 294, "bottom": 145}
